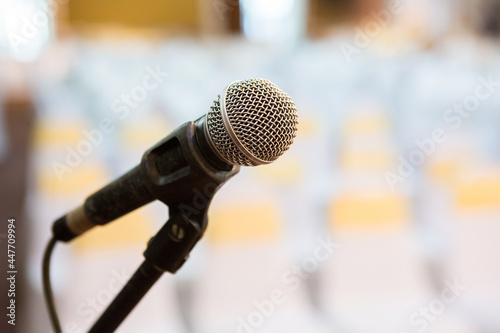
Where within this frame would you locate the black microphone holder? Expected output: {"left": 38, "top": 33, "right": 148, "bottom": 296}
{"left": 87, "top": 120, "right": 239, "bottom": 332}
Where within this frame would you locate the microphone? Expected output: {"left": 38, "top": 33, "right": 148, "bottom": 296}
{"left": 52, "top": 78, "right": 298, "bottom": 242}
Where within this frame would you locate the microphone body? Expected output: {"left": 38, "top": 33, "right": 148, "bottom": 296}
{"left": 52, "top": 78, "right": 298, "bottom": 242}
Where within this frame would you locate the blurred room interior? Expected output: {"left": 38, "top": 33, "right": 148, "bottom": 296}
{"left": 0, "top": 0, "right": 500, "bottom": 332}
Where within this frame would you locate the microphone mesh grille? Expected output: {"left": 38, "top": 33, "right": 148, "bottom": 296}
{"left": 207, "top": 79, "right": 298, "bottom": 166}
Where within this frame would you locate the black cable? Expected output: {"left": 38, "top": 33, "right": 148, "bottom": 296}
{"left": 42, "top": 237, "right": 62, "bottom": 333}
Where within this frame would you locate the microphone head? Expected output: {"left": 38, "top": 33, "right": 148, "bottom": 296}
{"left": 205, "top": 78, "right": 298, "bottom": 166}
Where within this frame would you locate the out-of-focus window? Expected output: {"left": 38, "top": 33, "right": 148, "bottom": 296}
{"left": 240, "top": 0, "right": 307, "bottom": 46}
{"left": 0, "top": 0, "right": 54, "bottom": 62}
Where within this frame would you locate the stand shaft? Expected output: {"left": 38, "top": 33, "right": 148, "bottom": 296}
{"left": 89, "top": 260, "right": 163, "bottom": 333}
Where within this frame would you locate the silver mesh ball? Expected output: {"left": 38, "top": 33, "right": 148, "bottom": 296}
{"left": 206, "top": 79, "right": 298, "bottom": 166}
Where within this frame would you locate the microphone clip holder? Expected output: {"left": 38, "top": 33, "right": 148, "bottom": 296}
{"left": 143, "top": 202, "right": 208, "bottom": 274}
{"left": 140, "top": 119, "right": 240, "bottom": 273}
{"left": 88, "top": 121, "right": 240, "bottom": 332}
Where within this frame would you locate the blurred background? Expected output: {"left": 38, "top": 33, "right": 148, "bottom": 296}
{"left": 1, "top": 0, "right": 500, "bottom": 332}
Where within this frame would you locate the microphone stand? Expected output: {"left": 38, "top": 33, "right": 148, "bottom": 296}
{"left": 89, "top": 207, "right": 207, "bottom": 332}
{"left": 87, "top": 120, "right": 240, "bottom": 332}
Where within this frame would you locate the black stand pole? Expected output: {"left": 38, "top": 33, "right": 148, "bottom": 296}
{"left": 88, "top": 208, "right": 208, "bottom": 333}
{"left": 88, "top": 260, "right": 163, "bottom": 333}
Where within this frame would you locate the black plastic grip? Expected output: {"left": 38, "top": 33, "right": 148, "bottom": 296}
{"left": 83, "top": 165, "right": 154, "bottom": 226}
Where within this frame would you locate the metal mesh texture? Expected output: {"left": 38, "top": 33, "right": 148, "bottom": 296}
{"left": 206, "top": 79, "right": 298, "bottom": 166}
